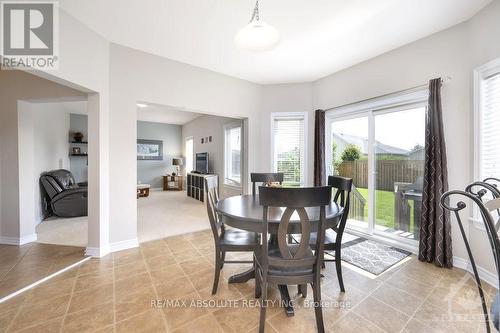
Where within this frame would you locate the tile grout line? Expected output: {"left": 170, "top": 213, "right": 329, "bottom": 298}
{"left": 140, "top": 242, "right": 170, "bottom": 332}
{"left": 58, "top": 265, "right": 80, "bottom": 333}
{"left": 0, "top": 256, "right": 91, "bottom": 304}
{"left": 182, "top": 234, "right": 234, "bottom": 332}
{"left": 397, "top": 273, "right": 445, "bottom": 332}
{"left": 344, "top": 265, "right": 407, "bottom": 333}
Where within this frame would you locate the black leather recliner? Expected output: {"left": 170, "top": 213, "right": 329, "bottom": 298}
{"left": 40, "top": 169, "right": 88, "bottom": 218}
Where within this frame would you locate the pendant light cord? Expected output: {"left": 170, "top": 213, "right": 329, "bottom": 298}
{"left": 250, "top": 0, "right": 260, "bottom": 22}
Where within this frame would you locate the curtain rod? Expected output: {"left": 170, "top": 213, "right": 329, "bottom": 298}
{"left": 324, "top": 76, "right": 452, "bottom": 112}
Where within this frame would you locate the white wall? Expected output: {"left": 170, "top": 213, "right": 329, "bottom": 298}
{"left": 0, "top": 70, "right": 86, "bottom": 244}
{"left": 17, "top": 101, "right": 73, "bottom": 234}
{"left": 108, "top": 43, "right": 262, "bottom": 245}
{"left": 182, "top": 115, "right": 244, "bottom": 198}
{"left": 261, "top": 83, "right": 314, "bottom": 185}
{"left": 36, "top": 9, "right": 111, "bottom": 256}
{"left": 32, "top": 104, "right": 72, "bottom": 223}
{"left": 307, "top": 1, "right": 499, "bottom": 275}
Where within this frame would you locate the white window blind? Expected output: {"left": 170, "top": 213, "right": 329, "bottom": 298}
{"left": 480, "top": 72, "right": 500, "bottom": 180}
{"left": 224, "top": 125, "right": 241, "bottom": 186}
{"left": 272, "top": 115, "right": 306, "bottom": 186}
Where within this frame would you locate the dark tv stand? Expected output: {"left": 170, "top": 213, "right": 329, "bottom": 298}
{"left": 187, "top": 173, "right": 217, "bottom": 202}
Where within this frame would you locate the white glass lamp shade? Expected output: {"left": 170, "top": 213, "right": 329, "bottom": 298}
{"left": 234, "top": 20, "right": 280, "bottom": 51}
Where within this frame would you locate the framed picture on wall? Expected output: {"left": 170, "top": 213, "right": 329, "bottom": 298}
{"left": 137, "top": 139, "right": 163, "bottom": 160}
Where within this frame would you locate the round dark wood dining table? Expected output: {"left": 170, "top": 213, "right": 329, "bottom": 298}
{"left": 215, "top": 194, "right": 343, "bottom": 316}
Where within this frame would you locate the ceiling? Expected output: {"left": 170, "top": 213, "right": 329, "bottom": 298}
{"left": 36, "top": 101, "right": 202, "bottom": 125}
{"left": 137, "top": 104, "right": 203, "bottom": 125}
{"left": 59, "top": 0, "right": 491, "bottom": 84}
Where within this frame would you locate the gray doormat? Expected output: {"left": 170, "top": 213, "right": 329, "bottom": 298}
{"left": 339, "top": 238, "right": 411, "bottom": 275}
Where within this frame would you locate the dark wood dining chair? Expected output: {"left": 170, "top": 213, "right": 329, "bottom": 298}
{"left": 250, "top": 172, "right": 284, "bottom": 196}
{"left": 322, "top": 175, "right": 352, "bottom": 292}
{"left": 291, "top": 175, "right": 352, "bottom": 293}
{"left": 255, "top": 186, "right": 331, "bottom": 333}
{"left": 205, "top": 176, "right": 259, "bottom": 295}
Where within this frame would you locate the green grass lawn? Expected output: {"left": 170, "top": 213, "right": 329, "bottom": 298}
{"left": 356, "top": 188, "right": 415, "bottom": 231}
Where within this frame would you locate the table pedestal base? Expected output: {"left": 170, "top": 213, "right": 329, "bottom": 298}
{"left": 227, "top": 268, "right": 255, "bottom": 283}
{"left": 228, "top": 268, "right": 295, "bottom": 316}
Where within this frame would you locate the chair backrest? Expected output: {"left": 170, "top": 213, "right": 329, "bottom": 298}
{"left": 205, "top": 176, "right": 222, "bottom": 242}
{"left": 250, "top": 173, "right": 284, "bottom": 196}
{"left": 466, "top": 181, "right": 500, "bottom": 230}
{"left": 259, "top": 186, "right": 331, "bottom": 277}
{"left": 328, "top": 175, "right": 352, "bottom": 239}
{"left": 40, "top": 169, "right": 77, "bottom": 199}
{"left": 484, "top": 177, "right": 500, "bottom": 188}
{"left": 441, "top": 190, "right": 500, "bottom": 287}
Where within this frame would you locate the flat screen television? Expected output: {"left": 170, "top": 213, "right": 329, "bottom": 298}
{"left": 195, "top": 152, "right": 209, "bottom": 174}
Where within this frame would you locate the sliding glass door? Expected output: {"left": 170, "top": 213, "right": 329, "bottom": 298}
{"left": 374, "top": 106, "right": 425, "bottom": 241}
{"left": 330, "top": 115, "right": 370, "bottom": 232}
{"left": 326, "top": 94, "right": 426, "bottom": 248}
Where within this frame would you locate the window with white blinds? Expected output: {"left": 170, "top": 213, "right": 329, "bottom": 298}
{"left": 224, "top": 123, "right": 242, "bottom": 186}
{"left": 479, "top": 70, "right": 500, "bottom": 180}
{"left": 271, "top": 113, "right": 307, "bottom": 186}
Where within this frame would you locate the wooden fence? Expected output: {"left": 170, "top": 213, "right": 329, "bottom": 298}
{"left": 338, "top": 160, "right": 424, "bottom": 191}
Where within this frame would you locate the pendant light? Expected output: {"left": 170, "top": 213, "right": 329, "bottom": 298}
{"left": 234, "top": 0, "right": 280, "bottom": 51}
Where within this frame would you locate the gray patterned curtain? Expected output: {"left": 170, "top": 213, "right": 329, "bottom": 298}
{"left": 418, "top": 78, "right": 453, "bottom": 268}
{"left": 314, "top": 109, "right": 325, "bottom": 186}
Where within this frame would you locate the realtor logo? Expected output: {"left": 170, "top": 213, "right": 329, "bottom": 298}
{"left": 1, "top": 1, "right": 58, "bottom": 70}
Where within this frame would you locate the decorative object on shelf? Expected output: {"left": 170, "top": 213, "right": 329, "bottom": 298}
{"left": 163, "top": 175, "right": 183, "bottom": 191}
{"left": 73, "top": 132, "right": 84, "bottom": 142}
{"left": 201, "top": 138, "right": 204, "bottom": 144}
{"left": 209, "top": 136, "right": 212, "bottom": 142}
{"left": 234, "top": 0, "right": 280, "bottom": 51}
{"left": 172, "top": 157, "right": 183, "bottom": 176}
{"left": 137, "top": 139, "right": 163, "bottom": 160}
{"left": 72, "top": 147, "right": 81, "bottom": 155}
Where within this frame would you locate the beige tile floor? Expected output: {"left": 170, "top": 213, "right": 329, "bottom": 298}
{"left": 0, "top": 243, "right": 86, "bottom": 299}
{"left": 1, "top": 230, "right": 497, "bottom": 333}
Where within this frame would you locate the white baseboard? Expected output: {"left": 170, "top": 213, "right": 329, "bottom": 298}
{"left": 85, "top": 238, "right": 139, "bottom": 258}
{"left": 0, "top": 234, "right": 37, "bottom": 245}
{"left": 110, "top": 238, "right": 139, "bottom": 253}
{"left": 453, "top": 256, "right": 497, "bottom": 288}
{"left": 85, "top": 246, "right": 110, "bottom": 258}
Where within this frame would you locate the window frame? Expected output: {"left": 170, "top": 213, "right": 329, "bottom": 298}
{"left": 473, "top": 57, "right": 500, "bottom": 229}
{"left": 270, "top": 112, "right": 308, "bottom": 187}
{"left": 184, "top": 136, "right": 194, "bottom": 176}
{"left": 223, "top": 122, "right": 243, "bottom": 188}
{"left": 325, "top": 88, "right": 428, "bottom": 250}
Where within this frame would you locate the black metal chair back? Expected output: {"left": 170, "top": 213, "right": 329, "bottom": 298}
{"left": 441, "top": 190, "right": 500, "bottom": 333}
{"left": 250, "top": 172, "right": 284, "bottom": 196}
{"left": 466, "top": 181, "right": 500, "bottom": 231}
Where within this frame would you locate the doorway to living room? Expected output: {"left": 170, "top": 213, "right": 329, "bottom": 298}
{"left": 135, "top": 102, "right": 247, "bottom": 243}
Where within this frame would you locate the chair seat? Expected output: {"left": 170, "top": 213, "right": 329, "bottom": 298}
{"left": 266, "top": 244, "right": 314, "bottom": 276}
{"left": 220, "top": 229, "right": 259, "bottom": 249}
{"left": 293, "top": 229, "right": 337, "bottom": 246}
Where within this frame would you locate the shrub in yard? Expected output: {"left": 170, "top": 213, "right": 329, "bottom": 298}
{"left": 340, "top": 144, "right": 362, "bottom": 162}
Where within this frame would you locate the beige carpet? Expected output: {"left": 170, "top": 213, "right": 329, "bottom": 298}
{"left": 137, "top": 190, "right": 208, "bottom": 243}
{"left": 36, "top": 190, "right": 209, "bottom": 246}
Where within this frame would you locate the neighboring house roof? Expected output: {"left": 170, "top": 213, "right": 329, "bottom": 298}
{"left": 333, "top": 133, "right": 409, "bottom": 156}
